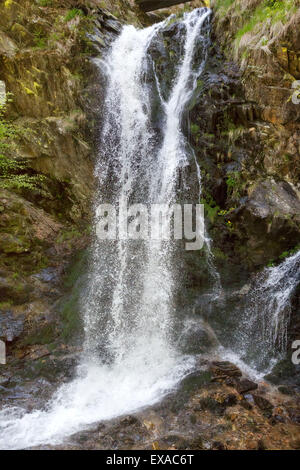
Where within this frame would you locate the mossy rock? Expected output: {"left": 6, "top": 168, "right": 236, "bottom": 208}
{"left": 20, "top": 323, "right": 57, "bottom": 347}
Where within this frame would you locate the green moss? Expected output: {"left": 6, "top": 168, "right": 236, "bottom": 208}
{"left": 64, "top": 8, "right": 84, "bottom": 22}
{"left": 21, "top": 324, "right": 57, "bottom": 346}
{"left": 63, "top": 249, "right": 89, "bottom": 290}
{"left": 215, "top": 0, "right": 235, "bottom": 12}
{"left": 59, "top": 249, "right": 89, "bottom": 341}
{"left": 212, "top": 246, "right": 228, "bottom": 262}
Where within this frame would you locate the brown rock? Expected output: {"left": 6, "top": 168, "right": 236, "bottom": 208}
{"left": 235, "top": 378, "right": 258, "bottom": 394}
{"left": 253, "top": 394, "right": 273, "bottom": 411}
{"left": 210, "top": 361, "right": 242, "bottom": 378}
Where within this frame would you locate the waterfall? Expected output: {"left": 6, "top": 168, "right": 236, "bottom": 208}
{"left": 228, "top": 250, "right": 300, "bottom": 373}
{"left": 0, "top": 8, "right": 212, "bottom": 449}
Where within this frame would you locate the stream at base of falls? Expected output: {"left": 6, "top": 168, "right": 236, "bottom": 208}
{"left": 0, "top": 8, "right": 299, "bottom": 450}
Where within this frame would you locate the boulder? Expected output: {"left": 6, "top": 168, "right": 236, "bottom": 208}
{"left": 210, "top": 361, "right": 242, "bottom": 378}
{"left": 0, "top": 310, "right": 25, "bottom": 342}
{"left": 252, "top": 394, "right": 273, "bottom": 412}
{"left": 247, "top": 179, "right": 300, "bottom": 222}
{"left": 234, "top": 378, "right": 258, "bottom": 394}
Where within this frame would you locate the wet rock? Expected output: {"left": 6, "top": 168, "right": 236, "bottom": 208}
{"left": 224, "top": 393, "right": 238, "bottom": 407}
{"left": 102, "top": 19, "right": 122, "bottom": 34}
{"left": 212, "top": 440, "right": 226, "bottom": 450}
{"left": 120, "top": 415, "right": 139, "bottom": 427}
{"left": 278, "top": 385, "right": 296, "bottom": 396}
{"left": 187, "top": 435, "right": 204, "bottom": 450}
{"left": 270, "top": 414, "right": 285, "bottom": 425}
{"left": 159, "top": 434, "right": 193, "bottom": 450}
{"left": 252, "top": 395, "right": 273, "bottom": 418}
{"left": 234, "top": 378, "right": 258, "bottom": 395}
{"left": 198, "top": 396, "right": 225, "bottom": 415}
{"left": 253, "top": 394, "right": 273, "bottom": 411}
{"left": 0, "top": 276, "right": 33, "bottom": 304}
{"left": 181, "top": 318, "right": 219, "bottom": 354}
{"left": 0, "top": 30, "right": 18, "bottom": 57}
{"left": 32, "top": 268, "right": 60, "bottom": 284}
{"left": 285, "top": 406, "right": 300, "bottom": 424}
{"left": 240, "top": 399, "right": 252, "bottom": 410}
{"left": 0, "top": 310, "right": 25, "bottom": 342}
{"left": 240, "top": 393, "right": 254, "bottom": 410}
{"left": 210, "top": 361, "right": 242, "bottom": 378}
{"left": 257, "top": 438, "right": 270, "bottom": 450}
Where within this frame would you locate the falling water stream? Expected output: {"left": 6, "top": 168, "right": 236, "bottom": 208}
{"left": 0, "top": 8, "right": 213, "bottom": 450}
{"left": 231, "top": 249, "right": 300, "bottom": 373}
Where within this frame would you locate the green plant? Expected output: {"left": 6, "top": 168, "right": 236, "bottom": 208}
{"left": 201, "top": 195, "right": 220, "bottom": 223}
{"left": 33, "top": 30, "right": 47, "bottom": 49}
{"left": 64, "top": 8, "right": 84, "bottom": 22}
{"left": 226, "top": 171, "right": 243, "bottom": 200}
{"left": 190, "top": 123, "right": 200, "bottom": 135}
{"left": 279, "top": 244, "right": 300, "bottom": 260}
{"left": 0, "top": 100, "right": 50, "bottom": 196}
{"left": 56, "top": 228, "right": 81, "bottom": 244}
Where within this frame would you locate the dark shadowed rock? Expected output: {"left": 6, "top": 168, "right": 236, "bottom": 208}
{"left": 253, "top": 395, "right": 273, "bottom": 412}
{"left": 235, "top": 378, "right": 258, "bottom": 394}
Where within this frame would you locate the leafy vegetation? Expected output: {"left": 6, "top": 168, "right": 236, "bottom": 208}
{"left": 0, "top": 100, "right": 49, "bottom": 196}
{"left": 226, "top": 171, "right": 244, "bottom": 200}
{"left": 33, "top": 29, "right": 47, "bottom": 49}
{"left": 201, "top": 195, "right": 220, "bottom": 223}
{"left": 235, "top": 0, "right": 297, "bottom": 43}
{"left": 64, "top": 8, "right": 84, "bottom": 22}
{"left": 267, "top": 243, "right": 300, "bottom": 267}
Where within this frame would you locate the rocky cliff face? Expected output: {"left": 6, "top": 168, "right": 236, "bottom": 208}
{"left": 190, "top": 0, "right": 300, "bottom": 376}
{"left": 208, "top": 0, "right": 300, "bottom": 271}
{"left": 184, "top": 0, "right": 298, "bottom": 268}
{"left": 0, "top": 0, "right": 142, "bottom": 352}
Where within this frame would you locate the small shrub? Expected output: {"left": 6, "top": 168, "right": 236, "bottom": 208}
{"left": 33, "top": 30, "right": 47, "bottom": 49}
{"left": 0, "top": 100, "right": 50, "bottom": 196}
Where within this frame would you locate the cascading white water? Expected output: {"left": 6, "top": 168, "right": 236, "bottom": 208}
{"left": 231, "top": 249, "right": 300, "bottom": 372}
{"left": 0, "top": 8, "right": 212, "bottom": 449}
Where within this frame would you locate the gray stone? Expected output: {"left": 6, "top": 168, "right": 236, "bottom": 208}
{"left": 247, "top": 179, "right": 300, "bottom": 221}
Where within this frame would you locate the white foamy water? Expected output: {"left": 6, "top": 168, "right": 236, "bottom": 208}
{"left": 233, "top": 249, "right": 300, "bottom": 372}
{"left": 0, "top": 8, "right": 212, "bottom": 449}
